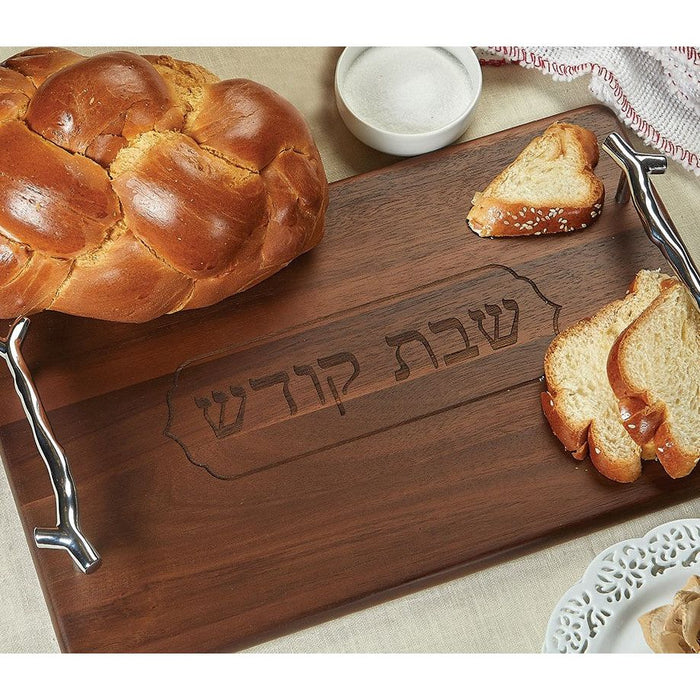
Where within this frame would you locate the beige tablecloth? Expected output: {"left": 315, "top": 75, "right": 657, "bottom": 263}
{"left": 1, "top": 47, "right": 699, "bottom": 654}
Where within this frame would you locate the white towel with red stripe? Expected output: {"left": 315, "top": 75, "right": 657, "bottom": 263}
{"left": 478, "top": 47, "right": 700, "bottom": 175}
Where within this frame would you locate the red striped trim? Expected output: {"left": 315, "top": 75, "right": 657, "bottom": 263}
{"left": 671, "top": 47, "right": 700, "bottom": 65}
{"left": 489, "top": 47, "right": 700, "bottom": 173}
{"left": 478, "top": 58, "right": 510, "bottom": 67}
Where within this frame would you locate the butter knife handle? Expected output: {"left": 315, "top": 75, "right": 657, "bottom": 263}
{"left": 602, "top": 132, "right": 700, "bottom": 308}
{"left": 0, "top": 317, "right": 100, "bottom": 574}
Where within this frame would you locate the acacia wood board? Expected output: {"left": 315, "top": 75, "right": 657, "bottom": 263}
{"left": 2, "top": 106, "right": 698, "bottom": 653}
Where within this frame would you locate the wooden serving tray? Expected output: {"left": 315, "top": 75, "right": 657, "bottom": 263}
{"left": 2, "top": 106, "right": 698, "bottom": 652}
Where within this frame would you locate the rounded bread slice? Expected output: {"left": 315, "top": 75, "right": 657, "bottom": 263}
{"left": 467, "top": 122, "right": 604, "bottom": 237}
{"left": 541, "top": 269, "right": 668, "bottom": 482}
{"left": 607, "top": 278, "right": 700, "bottom": 478}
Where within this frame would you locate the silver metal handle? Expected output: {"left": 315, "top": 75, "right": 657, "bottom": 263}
{"left": 0, "top": 317, "right": 100, "bottom": 574}
{"left": 602, "top": 132, "right": 700, "bottom": 308}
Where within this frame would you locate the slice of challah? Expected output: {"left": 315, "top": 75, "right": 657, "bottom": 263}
{"left": 607, "top": 279, "right": 700, "bottom": 479}
{"left": 468, "top": 122, "right": 604, "bottom": 237}
{"left": 541, "top": 269, "right": 669, "bottom": 483}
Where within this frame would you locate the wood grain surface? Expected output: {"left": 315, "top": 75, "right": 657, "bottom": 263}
{"left": 1, "top": 106, "right": 698, "bottom": 653}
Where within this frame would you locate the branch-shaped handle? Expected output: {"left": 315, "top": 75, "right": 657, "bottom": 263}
{"left": 602, "top": 132, "right": 700, "bottom": 309}
{"left": 0, "top": 317, "right": 100, "bottom": 574}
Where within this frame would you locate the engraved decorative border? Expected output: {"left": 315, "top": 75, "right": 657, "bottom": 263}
{"left": 163, "top": 264, "right": 562, "bottom": 480}
{"left": 543, "top": 519, "right": 700, "bottom": 653}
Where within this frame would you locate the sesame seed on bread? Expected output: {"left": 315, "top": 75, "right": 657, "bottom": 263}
{"left": 468, "top": 122, "right": 604, "bottom": 238}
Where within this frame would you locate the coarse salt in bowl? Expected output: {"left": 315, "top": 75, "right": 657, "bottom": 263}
{"left": 334, "top": 46, "right": 483, "bottom": 157}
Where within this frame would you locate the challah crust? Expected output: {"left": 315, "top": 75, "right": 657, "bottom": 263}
{"left": 541, "top": 269, "right": 669, "bottom": 483}
{"left": 607, "top": 279, "right": 700, "bottom": 479}
{"left": 0, "top": 48, "right": 328, "bottom": 322}
{"left": 467, "top": 122, "right": 604, "bottom": 238}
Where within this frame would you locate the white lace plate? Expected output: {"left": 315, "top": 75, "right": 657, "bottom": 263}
{"left": 543, "top": 518, "right": 700, "bottom": 653}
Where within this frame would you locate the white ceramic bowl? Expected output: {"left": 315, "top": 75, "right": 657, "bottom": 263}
{"left": 334, "top": 46, "right": 483, "bottom": 157}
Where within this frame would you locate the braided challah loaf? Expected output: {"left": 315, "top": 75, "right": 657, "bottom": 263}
{"left": 0, "top": 48, "right": 328, "bottom": 322}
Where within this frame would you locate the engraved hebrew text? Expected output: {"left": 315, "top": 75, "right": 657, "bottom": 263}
{"left": 385, "top": 330, "right": 439, "bottom": 381}
{"left": 468, "top": 298, "right": 519, "bottom": 350}
{"left": 165, "top": 265, "right": 561, "bottom": 480}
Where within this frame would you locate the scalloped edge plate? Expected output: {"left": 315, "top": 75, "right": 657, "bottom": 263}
{"left": 543, "top": 518, "right": 700, "bottom": 653}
